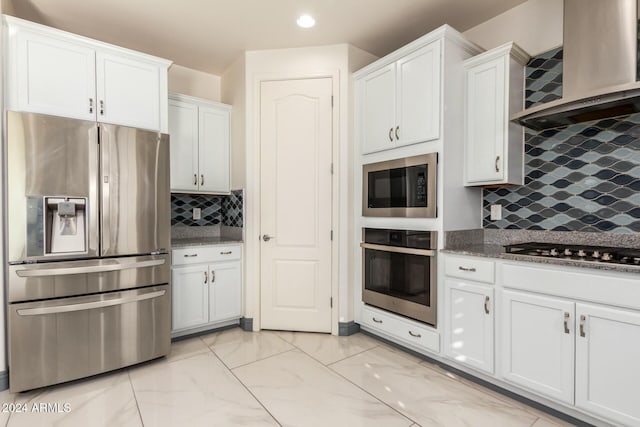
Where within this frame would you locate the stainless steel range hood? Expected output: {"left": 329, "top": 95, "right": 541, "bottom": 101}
{"left": 512, "top": 0, "right": 640, "bottom": 130}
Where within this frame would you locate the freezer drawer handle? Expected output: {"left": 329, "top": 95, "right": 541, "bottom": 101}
{"left": 220, "top": 251, "right": 233, "bottom": 255}
{"left": 16, "top": 290, "right": 166, "bottom": 316}
{"left": 15, "top": 259, "right": 165, "bottom": 277}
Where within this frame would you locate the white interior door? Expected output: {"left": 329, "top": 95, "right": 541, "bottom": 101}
{"left": 260, "top": 78, "right": 333, "bottom": 333}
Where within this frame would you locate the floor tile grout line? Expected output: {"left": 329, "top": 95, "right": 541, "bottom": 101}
{"left": 127, "top": 370, "right": 145, "bottom": 427}
{"left": 208, "top": 349, "right": 283, "bottom": 427}
{"left": 326, "top": 364, "right": 416, "bottom": 426}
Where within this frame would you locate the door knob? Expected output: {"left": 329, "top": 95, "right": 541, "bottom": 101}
{"left": 262, "top": 235, "right": 275, "bottom": 242}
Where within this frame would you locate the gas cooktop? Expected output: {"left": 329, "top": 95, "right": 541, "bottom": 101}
{"left": 504, "top": 242, "right": 640, "bottom": 266}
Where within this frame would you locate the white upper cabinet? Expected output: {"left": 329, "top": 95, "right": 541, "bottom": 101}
{"left": 4, "top": 15, "right": 171, "bottom": 132}
{"left": 464, "top": 42, "right": 529, "bottom": 186}
{"left": 96, "top": 51, "right": 163, "bottom": 131}
{"left": 168, "top": 93, "right": 231, "bottom": 194}
{"left": 357, "top": 40, "right": 441, "bottom": 154}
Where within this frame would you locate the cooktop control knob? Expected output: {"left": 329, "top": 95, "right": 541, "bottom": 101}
{"left": 564, "top": 248, "right": 573, "bottom": 256}
{"left": 550, "top": 248, "right": 559, "bottom": 256}
{"left": 601, "top": 253, "right": 612, "bottom": 261}
{"left": 592, "top": 250, "right": 601, "bottom": 259}
{"left": 577, "top": 249, "right": 586, "bottom": 257}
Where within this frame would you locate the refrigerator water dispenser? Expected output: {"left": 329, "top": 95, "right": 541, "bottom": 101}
{"left": 45, "top": 197, "right": 87, "bottom": 254}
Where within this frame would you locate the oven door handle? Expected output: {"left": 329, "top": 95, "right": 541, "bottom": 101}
{"left": 360, "top": 243, "right": 435, "bottom": 256}
{"left": 15, "top": 259, "right": 166, "bottom": 277}
{"left": 16, "top": 290, "right": 166, "bottom": 316}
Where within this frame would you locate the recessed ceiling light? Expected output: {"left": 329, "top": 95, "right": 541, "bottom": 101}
{"left": 297, "top": 14, "right": 315, "bottom": 28}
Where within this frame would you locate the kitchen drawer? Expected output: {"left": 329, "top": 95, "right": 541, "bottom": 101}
{"left": 360, "top": 305, "right": 440, "bottom": 354}
{"left": 445, "top": 255, "right": 495, "bottom": 284}
{"left": 172, "top": 244, "right": 241, "bottom": 266}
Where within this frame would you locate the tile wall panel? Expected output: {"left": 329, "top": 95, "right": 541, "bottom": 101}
{"left": 483, "top": 48, "right": 640, "bottom": 233}
{"left": 171, "top": 189, "right": 243, "bottom": 227}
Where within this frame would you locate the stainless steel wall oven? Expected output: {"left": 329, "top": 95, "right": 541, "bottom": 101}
{"left": 361, "top": 228, "right": 437, "bottom": 326}
{"left": 363, "top": 153, "right": 437, "bottom": 218}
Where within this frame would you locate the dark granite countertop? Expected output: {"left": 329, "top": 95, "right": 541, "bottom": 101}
{"left": 441, "top": 244, "right": 640, "bottom": 274}
{"left": 171, "top": 236, "right": 243, "bottom": 248}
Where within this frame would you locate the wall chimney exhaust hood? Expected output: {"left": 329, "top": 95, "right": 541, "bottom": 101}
{"left": 511, "top": 0, "right": 640, "bottom": 131}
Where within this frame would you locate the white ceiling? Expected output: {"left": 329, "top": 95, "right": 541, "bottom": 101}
{"left": 7, "top": 0, "right": 527, "bottom": 75}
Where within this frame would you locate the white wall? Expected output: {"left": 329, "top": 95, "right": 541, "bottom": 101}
{"left": 463, "top": 0, "right": 563, "bottom": 56}
{"left": 168, "top": 64, "right": 221, "bottom": 101}
{"left": 239, "top": 44, "right": 375, "bottom": 333}
{"left": 0, "top": 0, "right": 6, "bottom": 379}
{"left": 221, "top": 56, "right": 246, "bottom": 190}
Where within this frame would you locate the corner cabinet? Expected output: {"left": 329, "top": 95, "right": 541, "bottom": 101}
{"left": 168, "top": 93, "right": 231, "bottom": 194}
{"left": 3, "top": 15, "right": 170, "bottom": 132}
{"left": 171, "top": 244, "right": 242, "bottom": 336}
{"left": 464, "top": 42, "right": 529, "bottom": 186}
{"left": 357, "top": 40, "right": 441, "bottom": 154}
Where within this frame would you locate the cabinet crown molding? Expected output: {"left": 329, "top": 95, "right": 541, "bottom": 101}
{"left": 464, "top": 42, "right": 530, "bottom": 68}
{"left": 3, "top": 14, "right": 172, "bottom": 67}
{"left": 169, "top": 92, "right": 232, "bottom": 110}
{"left": 353, "top": 24, "right": 482, "bottom": 79}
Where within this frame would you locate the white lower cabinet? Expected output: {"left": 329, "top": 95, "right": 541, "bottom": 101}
{"left": 575, "top": 303, "right": 640, "bottom": 426}
{"left": 500, "top": 289, "right": 575, "bottom": 405}
{"left": 171, "top": 244, "right": 242, "bottom": 334}
{"left": 360, "top": 305, "right": 440, "bottom": 354}
{"left": 444, "top": 279, "right": 494, "bottom": 374}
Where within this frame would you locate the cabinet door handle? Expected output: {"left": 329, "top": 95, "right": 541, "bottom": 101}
{"left": 194, "top": 174, "right": 198, "bottom": 186}
{"left": 201, "top": 174, "right": 205, "bottom": 186}
{"left": 372, "top": 317, "right": 383, "bottom": 324}
{"left": 408, "top": 330, "right": 421, "bottom": 338}
{"left": 579, "top": 315, "right": 586, "bottom": 337}
{"left": 220, "top": 251, "right": 232, "bottom": 255}
{"left": 458, "top": 266, "right": 476, "bottom": 272}
{"left": 183, "top": 254, "right": 198, "bottom": 258}
{"left": 204, "top": 271, "right": 208, "bottom": 284}
{"left": 395, "top": 126, "right": 399, "bottom": 140}
{"left": 495, "top": 155, "right": 500, "bottom": 172}
{"left": 388, "top": 128, "right": 394, "bottom": 142}
{"left": 89, "top": 98, "right": 94, "bottom": 114}
{"left": 563, "top": 312, "right": 570, "bottom": 334}
{"left": 100, "top": 100, "right": 104, "bottom": 115}
{"left": 484, "top": 296, "right": 490, "bottom": 314}
{"left": 211, "top": 270, "right": 215, "bottom": 284}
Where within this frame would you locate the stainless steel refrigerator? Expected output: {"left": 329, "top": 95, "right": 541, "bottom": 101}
{"left": 5, "top": 111, "right": 171, "bottom": 392}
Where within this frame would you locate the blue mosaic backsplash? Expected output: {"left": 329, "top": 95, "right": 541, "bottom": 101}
{"left": 483, "top": 48, "right": 640, "bottom": 233}
{"left": 172, "top": 189, "right": 243, "bottom": 227}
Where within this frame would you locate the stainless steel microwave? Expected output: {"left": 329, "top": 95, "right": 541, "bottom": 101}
{"left": 362, "top": 153, "right": 437, "bottom": 218}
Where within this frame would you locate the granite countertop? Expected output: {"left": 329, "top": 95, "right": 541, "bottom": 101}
{"left": 441, "top": 244, "right": 640, "bottom": 274}
{"left": 171, "top": 236, "right": 243, "bottom": 248}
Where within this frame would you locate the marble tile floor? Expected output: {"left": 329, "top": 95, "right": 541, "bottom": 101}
{"left": 0, "top": 329, "right": 576, "bottom": 427}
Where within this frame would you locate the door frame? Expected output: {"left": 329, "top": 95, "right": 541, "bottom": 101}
{"left": 248, "top": 71, "right": 340, "bottom": 334}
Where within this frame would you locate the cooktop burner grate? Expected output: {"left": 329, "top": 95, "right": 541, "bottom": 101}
{"left": 503, "top": 242, "right": 640, "bottom": 265}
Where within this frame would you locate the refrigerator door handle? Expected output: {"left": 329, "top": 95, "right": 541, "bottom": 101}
{"left": 16, "top": 290, "right": 166, "bottom": 316}
{"left": 16, "top": 259, "right": 165, "bottom": 277}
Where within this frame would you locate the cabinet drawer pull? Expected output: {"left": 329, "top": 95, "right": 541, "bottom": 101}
{"left": 484, "top": 296, "right": 490, "bottom": 314}
{"left": 388, "top": 128, "right": 393, "bottom": 142}
{"left": 408, "top": 330, "right": 421, "bottom": 338}
{"left": 372, "top": 317, "right": 383, "bottom": 324}
{"left": 183, "top": 254, "right": 198, "bottom": 258}
{"left": 100, "top": 100, "right": 104, "bottom": 115}
{"left": 564, "top": 312, "right": 570, "bottom": 334}
{"left": 89, "top": 98, "right": 94, "bottom": 114}
{"left": 458, "top": 266, "right": 476, "bottom": 272}
{"left": 220, "top": 251, "right": 233, "bottom": 255}
{"left": 495, "top": 155, "right": 500, "bottom": 172}
{"left": 193, "top": 174, "right": 198, "bottom": 186}
{"left": 579, "top": 315, "right": 586, "bottom": 337}
{"left": 204, "top": 271, "right": 208, "bottom": 284}
{"left": 395, "top": 126, "right": 399, "bottom": 140}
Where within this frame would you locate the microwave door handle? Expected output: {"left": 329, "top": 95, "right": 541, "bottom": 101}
{"left": 360, "top": 243, "right": 435, "bottom": 256}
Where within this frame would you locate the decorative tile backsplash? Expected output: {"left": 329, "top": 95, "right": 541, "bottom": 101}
{"left": 483, "top": 48, "right": 640, "bottom": 233}
{"left": 171, "top": 189, "right": 243, "bottom": 227}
